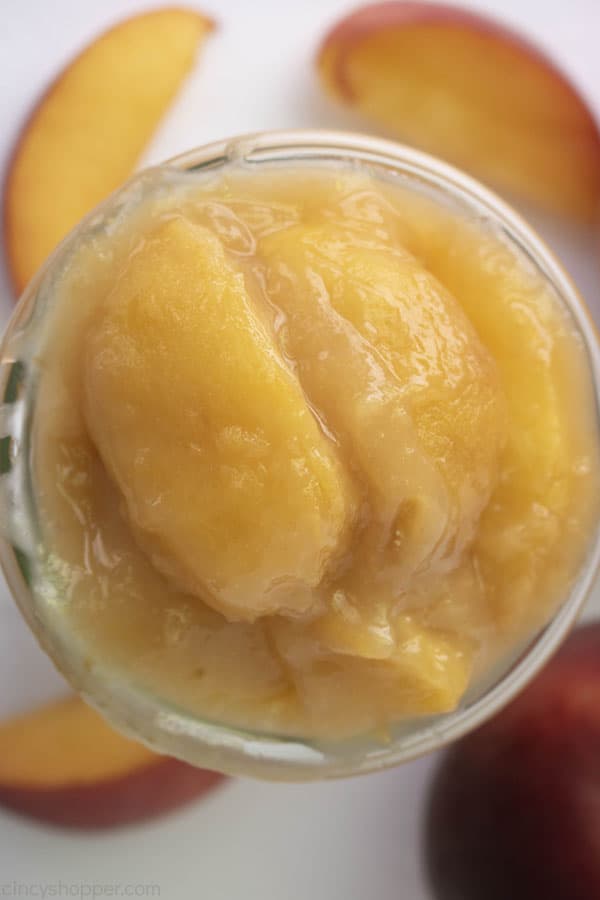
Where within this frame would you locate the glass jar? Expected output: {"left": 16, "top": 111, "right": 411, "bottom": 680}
{"left": 1, "top": 129, "right": 600, "bottom": 780}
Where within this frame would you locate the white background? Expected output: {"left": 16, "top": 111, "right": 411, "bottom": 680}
{"left": 1, "top": 0, "right": 600, "bottom": 897}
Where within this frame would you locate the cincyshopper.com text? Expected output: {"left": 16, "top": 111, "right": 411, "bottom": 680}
{"left": 1, "top": 883, "right": 161, "bottom": 898}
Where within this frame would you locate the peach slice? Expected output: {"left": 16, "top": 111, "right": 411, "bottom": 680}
{"left": 317, "top": 2, "right": 600, "bottom": 220}
{"left": 4, "top": 7, "right": 214, "bottom": 295}
{"left": 0, "top": 696, "right": 225, "bottom": 829}
{"left": 425, "top": 624, "right": 600, "bottom": 899}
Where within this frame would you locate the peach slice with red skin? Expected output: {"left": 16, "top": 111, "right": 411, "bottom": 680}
{"left": 425, "top": 624, "right": 600, "bottom": 899}
{"left": 3, "top": 7, "right": 215, "bottom": 295}
{"left": 317, "top": 2, "right": 600, "bottom": 220}
{"left": 0, "top": 696, "right": 225, "bottom": 829}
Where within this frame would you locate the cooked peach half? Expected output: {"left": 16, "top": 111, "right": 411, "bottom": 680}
{"left": 317, "top": 1, "right": 600, "bottom": 220}
{"left": 4, "top": 7, "right": 214, "bottom": 295}
{"left": 0, "top": 696, "right": 225, "bottom": 829}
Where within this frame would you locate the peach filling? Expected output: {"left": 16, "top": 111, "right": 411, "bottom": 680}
{"left": 34, "top": 166, "right": 600, "bottom": 739}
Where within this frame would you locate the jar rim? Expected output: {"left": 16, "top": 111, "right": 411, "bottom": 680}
{"left": 2, "top": 129, "right": 600, "bottom": 780}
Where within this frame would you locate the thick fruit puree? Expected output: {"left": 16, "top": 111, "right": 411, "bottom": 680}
{"left": 34, "top": 166, "right": 600, "bottom": 739}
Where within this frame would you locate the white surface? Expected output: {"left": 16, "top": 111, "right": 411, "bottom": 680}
{"left": 1, "top": 0, "right": 600, "bottom": 896}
